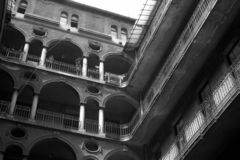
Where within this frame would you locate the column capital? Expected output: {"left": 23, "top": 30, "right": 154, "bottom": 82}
{"left": 80, "top": 102, "right": 86, "bottom": 105}
{"left": 99, "top": 59, "right": 105, "bottom": 62}
{"left": 98, "top": 106, "right": 105, "bottom": 110}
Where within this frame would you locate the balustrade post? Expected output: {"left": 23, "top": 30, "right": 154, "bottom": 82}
{"left": 79, "top": 103, "right": 85, "bottom": 130}
{"left": 99, "top": 60, "right": 104, "bottom": 81}
{"left": 30, "top": 94, "right": 39, "bottom": 120}
{"left": 82, "top": 56, "right": 88, "bottom": 77}
{"left": 9, "top": 89, "right": 18, "bottom": 116}
{"left": 40, "top": 47, "right": 47, "bottom": 66}
{"left": 22, "top": 42, "right": 30, "bottom": 62}
{"left": 98, "top": 106, "right": 105, "bottom": 135}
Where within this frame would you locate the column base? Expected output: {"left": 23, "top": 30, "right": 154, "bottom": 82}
{"left": 28, "top": 119, "right": 36, "bottom": 123}
{"left": 98, "top": 132, "right": 106, "bottom": 137}
{"left": 6, "top": 114, "right": 14, "bottom": 118}
{"left": 78, "top": 128, "right": 86, "bottom": 133}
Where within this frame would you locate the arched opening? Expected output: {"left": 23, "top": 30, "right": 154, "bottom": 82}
{"left": 85, "top": 99, "right": 99, "bottom": 133}
{"left": 71, "top": 15, "right": 78, "bottom": 28}
{"left": 121, "top": 28, "right": 127, "bottom": 42}
{"left": 0, "top": 69, "right": 14, "bottom": 102}
{"left": 17, "top": 1, "right": 28, "bottom": 15}
{"left": 1, "top": 26, "right": 25, "bottom": 51}
{"left": 106, "top": 151, "right": 139, "bottom": 160}
{"left": 46, "top": 41, "right": 83, "bottom": 74}
{"left": 105, "top": 96, "right": 137, "bottom": 125}
{"left": 87, "top": 54, "right": 100, "bottom": 79}
{"left": 29, "top": 139, "right": 76, "bottom": 160}
{"left": 38, "top": 82, "right": 80, "bottom": 129}
{"left": 60, "top": 12, "right": 68, "bottom": 28}
{"left": 105, "top": 55, "right": 131, "bottom": 75}
{"left": 4, "top": 145, "right": 23, "bottom": 160}
{"left": 27, "top": 39, "right": 43, "bottom": 64}
{"left": 111, "top": 25, "right": 118, "bottom": 39}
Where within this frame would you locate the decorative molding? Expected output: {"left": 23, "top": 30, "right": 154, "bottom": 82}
{"left": 25, "top": 14, "right": 59, "bottom": 27}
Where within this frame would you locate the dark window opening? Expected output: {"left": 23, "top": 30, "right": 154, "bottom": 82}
{"left": 71, "top": 15, "right": 78, "bottom": 28}
{"left": 17, "top": 1, "right": 27, "bottom": 14}
{"left": 199, "top": 83, "right": 211, "bottom": 102}
{"left": 227, "top": 38, "right": 240, "bottom": 64}
{"left": 33, "top": 29, "right": 46, "bottom": 37}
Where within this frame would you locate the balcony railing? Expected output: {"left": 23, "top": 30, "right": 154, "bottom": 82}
{"left": 0, "top": 45, "right": 22, "bottom": 60}
{"left": 159, "top": 64, "right": 238, "bottom": 160}
{"left": 35, "top": 109, "right": 80, "bottom": 130}
{"left": 0, "top": 100, "right": 10, "bottom": 115}
{"left": 26, "top": 54, "right": 40, "bottom": 66}
{"left": 85, "top": 119, "right": 100, "bottom": 133}
{"left": 87, "top": 69, "right": 100, "bottom": 80}
{"left": 45, "top": 59, "right": 80, "bottom": 75}
{"left": 14, "top": 105, "right": 31, "bottom": 119}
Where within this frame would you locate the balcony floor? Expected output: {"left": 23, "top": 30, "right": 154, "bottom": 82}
{"left": 184, "top": 93, "right": 240, "bottom": 160}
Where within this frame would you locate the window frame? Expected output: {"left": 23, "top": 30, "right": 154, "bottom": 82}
{"left": 111, "top": 25, "right": 118, "bottom": 39}
{"left": 60, "top": 11, "right": 68, "bottom": 27}
{"left": 17, "top": 0, "right": 28, "bottom": 14}
{"left": 121, "top": 28, "right": 128, "bottom": 41}
{"left": 71, "top": 14, "right": 79, "bottom": 28}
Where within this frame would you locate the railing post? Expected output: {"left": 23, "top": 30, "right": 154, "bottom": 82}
{"left": 22, "top": 42, "right": 30, "bottom": 62}
{"left": 99, "top": 60, "right": 104, "bottom": 81}
{"left": 98, "top": 106, "right": 105, "bottom": 136}
{"left": 30, "top": 93, "right": 39, "bottom": 120}
{"left": 79, "top": 103, "right": 85, "bottom": 130}
{"left": 9, "top": 89, "right": 18, "bottom": 116}
{"left": 40, "top": 47, "right": 47, "bottom": 66}
{"left": 82, "top": 56, "right": 88, "bottom": 77}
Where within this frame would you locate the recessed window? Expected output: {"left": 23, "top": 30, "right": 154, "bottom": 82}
{"left": 71, "top": 15, "right": 78, "bottom": 28}
{"left": 10, "top": 128, "right": 26, "bottom": 139}
{"left": 121, "top": 28, "right": 127, "bottom": 41}
{"left": 199, "top": 83, "right": 211, "bottom": 102}
{"left": 83, "top": 140, "right": 100, "bottom": 153}
{"left": 33, "top": 29, "right": 46, "bottom": 37}
{"left": 174, "top": 118, "right": 185, "bottom": 150}
{"left": 87, "top": 85, "right": 100, "bottom": 94}
{"left": 111, "top": 25, "right": 118, "bottom": 39}
{"left": 60, "top": 12, "right": 68, "bottom": 27}
{"left": 227, "top": 38, "right": 240, "bottom": 64}
{"left": 17, "top": 1, "right": 27, "bottom": 14}
{"left": 23, "top": 71, "right": 37, "bottom": 80}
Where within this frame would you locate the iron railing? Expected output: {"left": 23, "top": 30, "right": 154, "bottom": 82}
{"left": 0, "top": 100, "right": 10, "bottom": 115}
{"left": 26, "top": 54, "right": 40, "bottom": 65}
{"left": 35, "top": 109, "right": 80, "bottom": 130}
{"left": 45, "top": 59, "right": 79, "bottom": 75}
{"left": 14, "top": 105, "right": 31, "bottom": 119}
{"left": 85, "top": 119, "right": 100, "bottom": 133}
{"left": 0, "top": 45, "right": 22, "bottom": 60}
{"left": 87, "top": 69, "right": 100, "bottom": 80}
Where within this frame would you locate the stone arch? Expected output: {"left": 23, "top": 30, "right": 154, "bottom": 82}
{"left": 39, "top": 80, "right": 81, "bottom": 102}
{"left": 103, "top": 51, "right": 133, "bottom": 61}
{"left": 85, "top": 52, "right": 101, "bottom": 59}
{"left": 28, "top": 36, "right": 47, "bottom": 46}
{"left": 82, "top": 156, "right": 99, "bottom": 160}
{"left": 18, "top": 82, "right": 39, "bottom": 94}
{"left": 0, "top": 66, "right": 17, "bottom": 89}
{"left": 104, "top": 149, "right": 141, "bottom": 160}
{"left": 46, "top": 38, "right": 84, "bottom": 52}
{"left": 84, "top": 96, "right": 101, "bottom": 106}
{"left": 27, "top": 135, "right": 79, "bottom": 160}
{"left": 103, "top": 93, "right": 139, "bottom": 108}
{"left": 11, "top": 25, "right": 28, "bottom": 41}
{"left": 3, "top": 142, "right": 27, "bottom": 155}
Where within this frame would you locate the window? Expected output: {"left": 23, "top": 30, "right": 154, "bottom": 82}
{"left": 227, "top": 38, "right": 240, "bottom": 64}
{"left": 121, "top": 28, "right": 127, "bottom": 41}
{"left": 60, "top": 12, "right": 68, "bottom": 27}
{"left": 199, "top": 83, "right": 211, "bottom": 102}
{"left": 174, "top": 118, "right": 185, "bottom": 150}
{"left": 71, "top": 15, "right": 78, "bottom": 28}
{"left": 17, "top": 1, "right": 27, "bottom": 14}
{"left": 111, "top": 25, "right": 118, "bottom": 39}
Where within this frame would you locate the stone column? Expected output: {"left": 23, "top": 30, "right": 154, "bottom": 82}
{"left": 79, "top": 103, "right": 85, "bottom": 130}
{"left": 30, "top": 94, "right": 39, "bottom": 120}
{"left": 22, "top": 42, "right": 29, "bottom": 62}
{"left": 98, "top": 107, "right": 104, "bottom": 133}
{"left": 40, "top": 47, "right": 47, "bottom": 66}
{"left": 99, "top": 60, "right": 104, "bottom": 81}
{"left": 82, "top": 56, "right": 88, "bottom": 77}
{"left": 9, "top": 89, "right": 18, "bottom": 115}
{"left": 0, "top": 151, "right": 4, "bottom": 160}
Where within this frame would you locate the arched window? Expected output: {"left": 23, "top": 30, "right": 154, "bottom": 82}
{"left": 60, "top": 12, "right": 68, "bottom": 27}
{"left": 111, "top": 25, "right": 118, "bottom": 39}
{"left": 71, "top": 15, "right": 78, "bottom": 28}
{"left": 121, "top": 28, "right": 127, "bottom": 41}
{"left": 17, "top": 1, "right": 27, "bottom": 14}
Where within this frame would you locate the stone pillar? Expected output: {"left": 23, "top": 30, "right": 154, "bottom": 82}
{"left": 79, "top": 103, "right": 85, "bottom": 130}
{"left": 82, "top": 56, "right": 88, "bottom": 77}
{"left": 98, "top": 107, "right": 104, "bottom": 133}
{"left": 9, "top": 89, "right": 18, "bottom": 115}
{"left": 99, "top": 60, "right": 104, "bottom": 81}
{"left": 40, "top": 47, "right": 47, "bottom": 66}
{"left": 0, "top": 151, "right": 3, "bottom": 160}
{"left": 22, "top": 42, "right": 29, "bottom": 62}
{"left": 30, "top": 94, "right": 38, "bottom": 120}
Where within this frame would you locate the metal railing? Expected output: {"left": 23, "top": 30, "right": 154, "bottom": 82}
{"left": 87, "top": 69, "right": 100, "bottom": 80}
{"left": 35, "top": 109, "right": 80, "bottom": 130}
{"left": 105, "top": 122, "right": 120, "bottom": 139}
{"left": 85, "top": 119, "right": 100, "bottom": 133}
{"left": 14, "top": 105, "right": 31, "bottom": 119}
{"left": 45, "top": 59, "right": 79, "bottom": 75}
{"left": 104, "top": 72, "right": 128, "bottom": 85}
{"left": 26, "top": 54, "right": 40, "bottom": 65}
{"left": 0, "top": 45, "right": 22, "bottom": 60}
{"left": 0, "top": 100, "right": 10, "bottom": 115}
{"left": 159, "top": 62, "right": 239, "bottom": 160}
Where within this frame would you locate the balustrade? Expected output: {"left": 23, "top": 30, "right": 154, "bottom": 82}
{"left": 26, "top": 54, "right": 40, "bottom": 65}
{"left": 87, "top": 69, "right": 100, "bottom": 80}
{"left": 14, "top": 105, "right": 30, "bottom": 119}
{"left": 0, "top": 45, "right": 22, "bottom": 60}
{"left": 85, "top": 119, "right": 100, "bottom": 133}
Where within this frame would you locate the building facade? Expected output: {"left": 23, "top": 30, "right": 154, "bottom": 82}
{"left": 1, "top": 0, "right": 240, "bottom": 160}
